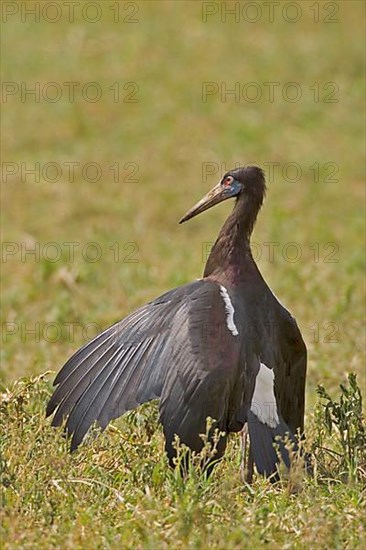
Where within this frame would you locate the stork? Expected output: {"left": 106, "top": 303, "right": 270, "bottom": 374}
{"left": 47, "top": 165, "right": 307, "bottom": 479}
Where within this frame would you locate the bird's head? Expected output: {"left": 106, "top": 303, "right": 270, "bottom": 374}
{"left": 179, "top": 165, "right": 266, "bottom": 224}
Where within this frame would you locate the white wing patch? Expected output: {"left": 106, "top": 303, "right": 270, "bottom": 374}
{"left": 219, "top": 285, "right": 239, "bottom": 336}
{"left": 250, "top": 362, "right": 279, "bottom": 428}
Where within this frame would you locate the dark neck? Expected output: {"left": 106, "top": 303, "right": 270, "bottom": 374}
{"left": 203, "top": 194, "right": 262, "bottom": 280}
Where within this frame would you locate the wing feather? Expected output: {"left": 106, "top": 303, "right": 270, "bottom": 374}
{"left": 51, "top": 339, "right": 120, "bottom": 426}
{"left": 69, "top": 341, "right": 154, "bottom": 450}
{"left": 47, "top": 279, "right": 243, "bottom": 460}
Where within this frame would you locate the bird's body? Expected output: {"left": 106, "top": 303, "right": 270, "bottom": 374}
{"left": 47, "top": 166, "right": 307, "bottom": 478}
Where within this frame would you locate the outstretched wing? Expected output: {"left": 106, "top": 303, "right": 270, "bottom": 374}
{"left": 47, "top": 279, "right": 242, "bottom": 455}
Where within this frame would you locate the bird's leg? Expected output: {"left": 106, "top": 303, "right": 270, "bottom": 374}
{"left": 239, "top": 423, "right": 254, "bottom": 484}
{"left": 239, "top": 424, "right": 247, "bottom": 482}
{"left": 246, "top": 448, "right": 254, "bottom": 484}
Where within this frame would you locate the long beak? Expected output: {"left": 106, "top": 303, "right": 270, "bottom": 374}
{"left": 179, "top": 182, "right": 227, "bottom": 224}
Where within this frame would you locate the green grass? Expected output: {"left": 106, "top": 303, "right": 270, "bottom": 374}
{"left": 1, "top": 1, "right": 365, "bottom": 548}
{"left": 1, "top": 374, "right": 365, "bottom": 549}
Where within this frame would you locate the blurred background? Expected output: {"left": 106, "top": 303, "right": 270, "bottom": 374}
{"left": 1, "top": 1, "right": 365, "bottom": 411}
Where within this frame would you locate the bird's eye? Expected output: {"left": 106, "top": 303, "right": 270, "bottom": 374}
{"left": 223, "top": 176, "right": 233, "bottom": 187}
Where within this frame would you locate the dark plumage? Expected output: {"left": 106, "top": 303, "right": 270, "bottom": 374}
{"left": 47, "top": 165, "right": 307, "bottom": 478}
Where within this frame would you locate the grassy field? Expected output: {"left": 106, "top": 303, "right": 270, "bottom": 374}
{"left": 1, "top": 1, "right": 365, "bottom": 549}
